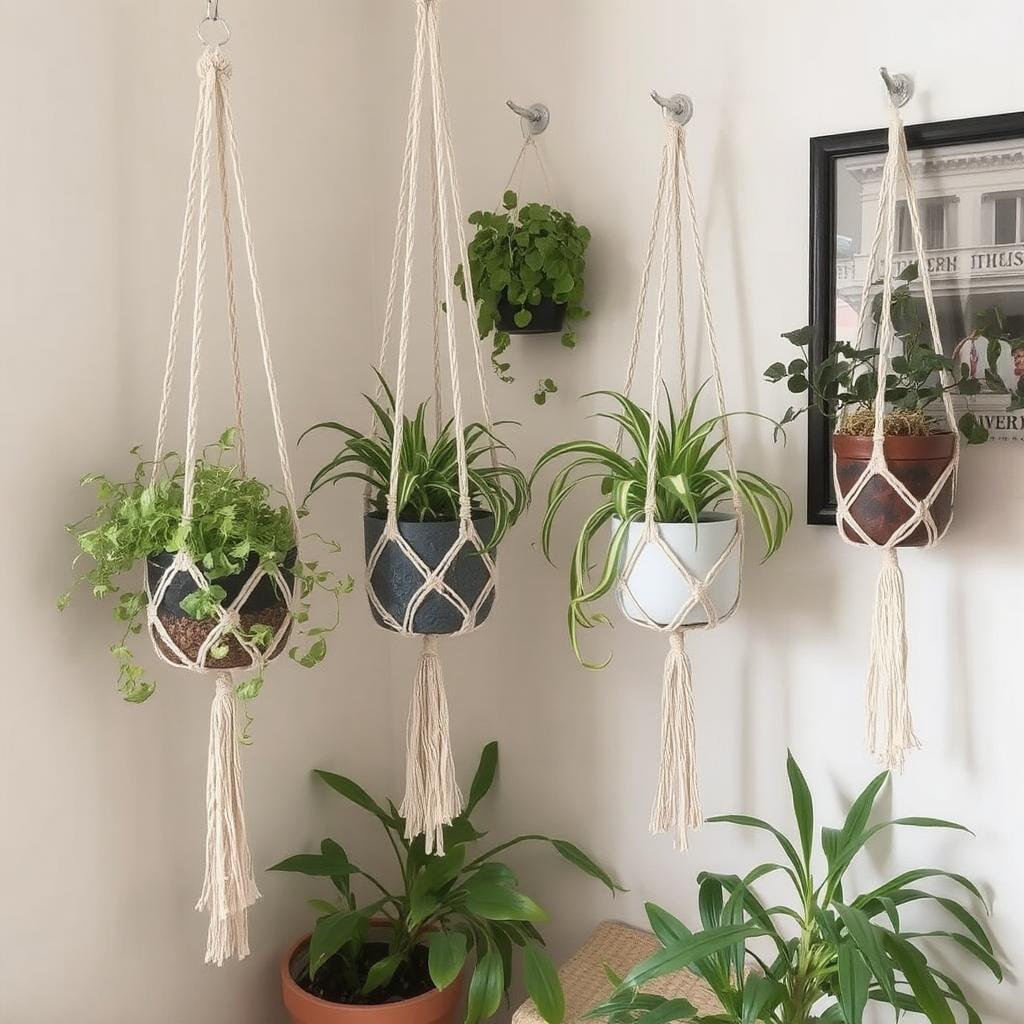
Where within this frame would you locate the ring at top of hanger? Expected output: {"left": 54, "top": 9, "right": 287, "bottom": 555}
{"left": 652, "top": 91, "right": 694, "bottom": 128}
{"left": 198, "top": 0, "right": 231, "bottom": 47}
{"left": 507, "top": 100, "right": 550, "bottom": 137}
{"left": 880, "top": 67, "right": 914, "bottom": 108}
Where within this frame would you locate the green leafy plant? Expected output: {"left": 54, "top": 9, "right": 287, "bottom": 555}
{"left": 271, "top": 741, "right": 622, "bottom": 1022}
{"left": 587, "top": 753, "right": 999, "bottom": 1024}
{"left": 532, "top": 385, "right": 792, "bottom": 666}
{"left": 456, "top": 190, "right": 591, "bottom": 403}
{"left": 302, "top": 372, "right": 530, "bottom": 550}
{"left": 60, "top": 429, "right": 352, "bottom": 703}
{"left": 765, "top": 263, "right": 1024, "bottom": 444}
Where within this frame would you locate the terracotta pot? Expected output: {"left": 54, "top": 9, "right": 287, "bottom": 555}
{"left": 280, "top": 936, "right": 463, "bottom": 1024}
{"left": 833, "top": 433, "right": 956, "bottom": 547}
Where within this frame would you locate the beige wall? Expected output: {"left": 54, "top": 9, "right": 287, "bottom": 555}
{"left": 2, "top": 2, "right": 1023, "bottom": 1023}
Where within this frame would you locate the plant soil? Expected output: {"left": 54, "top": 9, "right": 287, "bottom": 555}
{"left": 152, "top": 605, "right": 291, "bottom": 668}
{"left": 300, "top": 942, "right": 435, "bottom": 1006}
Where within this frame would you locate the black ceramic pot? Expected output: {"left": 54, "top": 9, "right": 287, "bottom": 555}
{"left": 496, "top": 292, "right": 567, "bottom": 335}
{"left": 364, "top": 512, "right": 496, "bottom": 635}
{"left": 146, "top": 548, "right": 297, "bottom": 670}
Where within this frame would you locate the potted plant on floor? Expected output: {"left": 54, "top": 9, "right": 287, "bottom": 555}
{"left": 456, "top": 190, "right": 590, "bottom": 405}
{"left": 60, "top": 429, "right": 349, "bottom": 702}
{"left": 766, "top": 265, "right": 1022, "bottom": 546}
{"left": 532, "top": 384, "right": 792, "bottom": 667}
{"left": 272, "top": 741, "right": 622, "bottom": 1024}
{"left": 302, "top": 373, "right": 529, "bottom": 636}
{"left": 587, "top": 753, "right": 1000, "bottom": 1024}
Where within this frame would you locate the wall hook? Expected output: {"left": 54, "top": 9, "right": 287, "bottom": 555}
{"left": 651, "top": 90, "right": 694, "bottom": 127}
{"left": 880, "top": 67, "right": 914, "bottom": 108}
{"left": 198, "top": 0, "right": 230, "bottom": 46}
{"left": 507, "top": 100, "right": 550, "bottom": 136}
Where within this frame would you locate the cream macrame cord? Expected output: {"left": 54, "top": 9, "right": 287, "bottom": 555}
{"left": 832, "top": 97, "right": 960, "bottom": 772}
{"left": 147, "top": 47, "right": 301, "bottom": 966}
{"left": 616, "top": 114, "right": 745, "bottom": 851}
{"left": 366, "top": 0, "right": 501, "bottom": 857}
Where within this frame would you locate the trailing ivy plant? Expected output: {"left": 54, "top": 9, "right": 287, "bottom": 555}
{"left": 532, "top": 384, "right": 792, "bottom": 667}
{"left": 302, "top": 371, "right": 530, "bottom": 550}
{"left": 60, "top": 429, "right": 352, "bottom": 704}
{"left": 455, "top": 190, "right": 590, "bottom": 404}
{"left": 587, "top": 753, "right": 999, "bottom": 1024}
{"left": 271, "top": 741, "right": 622, "bottom": 1022}
{"left": 765, "top": 263, "right": 1024, "bottom": 444}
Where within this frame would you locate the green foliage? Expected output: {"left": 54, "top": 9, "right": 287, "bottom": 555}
{"left": 270, "top": 742, "right": 622, "bottom": 1022}
{"left": 586, "top": 754, "right": 999, "bottom": 1024}
{"left": 61, "top": 430, "right": 352, "bottom": 703}
{"left": 456, "top": 190, "right": 591, "bottom": 399}
{"left": 532, "top": 385, "right": 792, "bottom": 667}
{"left": 302, "top": 371, "right": 530, "bottom": 550}
{"left": 765, "top": 264, "right": 1024, "bottom": 444}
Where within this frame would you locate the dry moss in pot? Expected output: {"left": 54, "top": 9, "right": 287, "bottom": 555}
{"left": 302, "top": 371, "right": 529, "bottom": 636}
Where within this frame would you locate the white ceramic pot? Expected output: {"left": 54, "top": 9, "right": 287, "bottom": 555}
{"left": 614, "top": 512, "right": 741, "bottom": 628}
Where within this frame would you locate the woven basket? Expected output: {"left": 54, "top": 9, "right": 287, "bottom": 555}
{"left": 512, "top": 920, "right": 723, "bottom": 1024}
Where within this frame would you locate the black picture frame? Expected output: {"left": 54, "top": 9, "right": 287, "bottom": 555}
{"left": 807, "top": 110, "right": 1024, "bottom": 525}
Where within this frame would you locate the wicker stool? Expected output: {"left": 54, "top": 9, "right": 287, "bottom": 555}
{"left": 512, "top": 920, "right": 722, "bottom": 1024}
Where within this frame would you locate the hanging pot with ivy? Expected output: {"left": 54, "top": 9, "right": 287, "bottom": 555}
{"left": 456, "top": 114, "right": 591, "bottom": 406}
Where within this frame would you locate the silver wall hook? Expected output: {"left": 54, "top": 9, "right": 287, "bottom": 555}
{"left": 880, "top": 67, "right": 914, "bottom": 108}
{"left": 651, "top": 90, "right": 694, "bottom": 127}
{"left": 506, "top": 100, "right": 550, "bottom": 136}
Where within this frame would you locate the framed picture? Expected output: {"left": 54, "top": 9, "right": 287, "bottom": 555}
{"left": 806, "top": 111, "right": 1024, "bottom": 525}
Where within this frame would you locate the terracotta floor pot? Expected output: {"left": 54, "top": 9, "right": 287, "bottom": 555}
{"left": 281, "top": 937, "right": 463, "bottom": 1024}
{"left": 833, "top": 433, "right": 955, "bottom": 547}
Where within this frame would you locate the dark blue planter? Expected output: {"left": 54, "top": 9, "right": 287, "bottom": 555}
{"left": 364, "top": 513, "right": 496, "bottom": 635}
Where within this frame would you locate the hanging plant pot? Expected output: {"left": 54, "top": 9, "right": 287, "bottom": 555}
{"left": 364, "top": 513, "right": 496, "bottom": 635}
{"left": 615, "top": 513, "right": 741, "bottom": 628}
{"left": 147, "top": 548, "right": 297, "bottom": 669}
{"left": 280, "top": 934, "right": 462, "bottom": 1024}
{"left": 833, "top": 433, "right": 955, "bottom": 547}
{"left": 496, "top": 291, "right": 567, "bottom": 335}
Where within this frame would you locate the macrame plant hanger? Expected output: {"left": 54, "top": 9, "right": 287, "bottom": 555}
{"left": 617, "top": 93, "right": 745, "bottom": 851}
{"left": 368, "top": 0, "right": 498, "bottom": 856}
{"left": 834, "top": 69, "right": 960, "bottom": 771}
{"left": 148, "top": 5, "right": 301, "bottom": 965}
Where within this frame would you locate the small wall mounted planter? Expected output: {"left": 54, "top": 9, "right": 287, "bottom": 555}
{"left": 496, "top": 292, "right": 567, "bottom": 335}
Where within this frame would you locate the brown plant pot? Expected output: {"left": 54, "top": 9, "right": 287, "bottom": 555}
{"left": 833, "top": 433, "right": 956, "bottom": 547}
{"left": 281, "top": 936, "right": 463, "bottom": 1024}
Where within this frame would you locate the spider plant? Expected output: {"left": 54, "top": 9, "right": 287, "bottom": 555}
{"left": 301, "top": 371, "right": 530, "bottom": 550}
{"left": 532, "top": 384, "right": 792, "bottom": 666}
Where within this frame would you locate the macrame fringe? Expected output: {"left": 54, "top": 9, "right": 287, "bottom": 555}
{"left": 649, "top": 630, "right": 703, "bottom": 851}
{"left": 195, "top": 673, "right": 260, "bottom": 966}
{"left": 400, "top": 636, "right": 463, "bottom": 855}
{"left": 865, "top": 548, "right": 920, "bottom": 771}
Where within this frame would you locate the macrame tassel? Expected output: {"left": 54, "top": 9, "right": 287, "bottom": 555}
{"left": 649, "top": 630, "right": 703, "bottom": 851}
{"left": 400, "top": 636, "right": 463, "bottom": 855}
{"left": 195, "top": 673, "right": 260, "bottom": 966}
{"left": 865, "top": 548, "right": 921, "bottom": 771}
